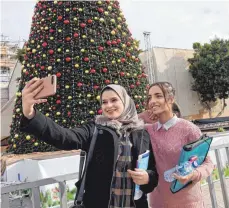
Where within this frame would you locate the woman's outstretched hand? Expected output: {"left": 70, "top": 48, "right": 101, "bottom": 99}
{"left": 147, "top": 109, "right": 158, "bottom": 122}
{"left": 173, "top": 170, "right": 197, "bottom": 184}
{"left": 127, "top": 169, "right": 149, "bottom": 185}
{"left": 22, "top": 78, "right": 47, "bottom": 119}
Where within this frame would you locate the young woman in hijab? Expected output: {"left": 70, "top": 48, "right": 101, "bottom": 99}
{"left": 20, "top": 78, "right": 158, "bottom": 208}
{"left": 143, "top": 82, "right": 214, "bottom": 208}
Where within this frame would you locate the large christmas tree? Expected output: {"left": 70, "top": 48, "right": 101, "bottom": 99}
{"left": 8, "top": 0, "right": 148, "bottom": 154}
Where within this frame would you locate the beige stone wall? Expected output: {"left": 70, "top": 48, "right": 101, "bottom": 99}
{"left": 139, "top": 47, "right": 229, "bottom": 119}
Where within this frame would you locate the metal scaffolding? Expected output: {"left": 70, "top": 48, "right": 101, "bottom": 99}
{"left": 143, "top": 31, "right": 155, "bottom": 84}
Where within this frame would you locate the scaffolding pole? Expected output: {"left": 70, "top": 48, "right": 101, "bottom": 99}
{"left": 143, "top": 31, "right": 155, "bottom": 84}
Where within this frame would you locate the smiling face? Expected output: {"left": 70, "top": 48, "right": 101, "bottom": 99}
{"left": 101, "top": 89, "right": 124, "bottom": 120}
{"left": 147, "top": 85, "right": 173, "bottom": 116}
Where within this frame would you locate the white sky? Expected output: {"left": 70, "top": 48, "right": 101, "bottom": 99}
{"left": 1, "top": 0, "right": 229, "bottom": 49}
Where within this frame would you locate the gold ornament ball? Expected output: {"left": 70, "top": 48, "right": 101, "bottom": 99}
{"left": 111, "top": 30, "right": 116, "bottom": 35}
{"left": 26, "top": 135, "right": 31, "bottom": 140}
{"left": 96, "top": 95, "right": 100, "bottom": 101}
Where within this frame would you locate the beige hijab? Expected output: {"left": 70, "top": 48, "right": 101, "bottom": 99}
{"left": 95, "top": 84, "right": 144, "bottom": 135}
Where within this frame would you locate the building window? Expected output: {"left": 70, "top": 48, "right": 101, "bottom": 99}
{"left": 0, "top": 66, "right": 10, "bottom": 74}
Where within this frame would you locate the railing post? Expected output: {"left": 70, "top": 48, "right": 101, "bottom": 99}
{"left": 59, "top": 181, "right": 68, "bottom": 208}
{"left": 206, "top": 175, "right": 218, "bottom": 208}
{"left": 215, "top": 149, "right": 229, "bottom": 208}
{"left": 226, "top": 147, "right": 229, "bottom": 162}
{"left": 1, "top": 193, "right": 10, "bottom": 208}
{"left": 31, "top": 187, "right": 41, "bottom": 208}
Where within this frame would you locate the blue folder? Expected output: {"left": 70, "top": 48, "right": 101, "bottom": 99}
{"left": 170, "top": 134, "right": 213, "bottom": 193}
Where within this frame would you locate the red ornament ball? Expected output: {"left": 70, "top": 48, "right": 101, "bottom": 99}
{"left": 102, "top": 68, "right": 108, "bottom": 73}
{"left": 74, "top": 33, "right": 79, "bottom": 38}
{"left": 42, "top": 42, "right": 47, "bottom": 47}
{"left": 80, "top": 23, "right": 86, "bottom": 28}
{"left": 65, "top": 57, "right": 71, "bottom": 62}
{"left": 64, "top": 20, "right": 70, "bottom": 24}
{"left": 87, "top": 19, "right": 93, "bottom": 24}
{"left": 84, "top": 57, "right": 89, "bottom": 62}
{"left": 49, "top": 49, "right": 54, "bottom": 55}
{"left": 98, "top": 8, "right": 104, "bottom": 13}
{"left": 77, "top": 82, "right": 83, "bottom": 87}
{"left": 130, "top": 84, "right": 135, "bottom": 89}
{"left": 57, "top": 16, "right": 63, "bottom": 21}
{"left": 105, "top": 79, "right": 110, "bottom": 84}
{"left": 98, "top": 109, "right": 103, "bottom": 114}
{"left": 65, "top": 37, "right": 71, "bottom": 41}
{"left": 90, "top": 69, "right": 96, "bottom": 74}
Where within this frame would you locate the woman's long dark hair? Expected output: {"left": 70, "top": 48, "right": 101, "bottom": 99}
{"left": 172, "top": 102, "right": 182, "bottom": 118}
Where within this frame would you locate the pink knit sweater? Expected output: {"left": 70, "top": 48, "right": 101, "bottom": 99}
{"left": 143, "top": 117, "right": 214, "bottom": 208}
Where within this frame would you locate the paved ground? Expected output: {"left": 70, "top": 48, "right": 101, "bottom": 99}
{"left": 202, "top": 179, "right": 229, "bottom": 208}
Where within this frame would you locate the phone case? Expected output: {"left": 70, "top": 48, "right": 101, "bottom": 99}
{"left": 35, "top": 75, "right": 57, "bottom": 99}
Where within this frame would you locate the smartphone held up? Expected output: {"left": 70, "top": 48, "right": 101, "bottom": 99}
{"left": 35, "top": 75, "right": 57, "bottom": 99}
